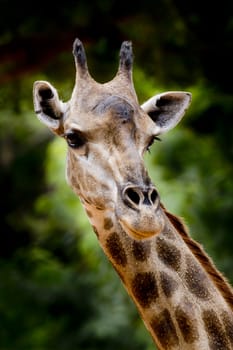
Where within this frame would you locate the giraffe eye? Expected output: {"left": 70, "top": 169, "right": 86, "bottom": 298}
{"left": 65, "top": 130, "right": 86, "bottom": 149}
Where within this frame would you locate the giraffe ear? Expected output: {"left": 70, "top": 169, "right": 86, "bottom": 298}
{"left": 141, "top": 91, "right": 191, "bottom": 135}
{"left": 33, "top": 81, "right": 66, "bottom": 135}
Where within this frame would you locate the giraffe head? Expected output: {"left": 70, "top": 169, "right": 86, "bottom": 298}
{"left": 33, "top": 39, "right": 191, "bottom": 240}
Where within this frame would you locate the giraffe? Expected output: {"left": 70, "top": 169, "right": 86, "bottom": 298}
{"left": 33, "top": 38, "right": 233, "bottom": 350}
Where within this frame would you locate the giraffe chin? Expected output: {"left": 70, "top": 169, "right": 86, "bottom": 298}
{"left": 119, "top": 219, "right": 163, "bottom": 240}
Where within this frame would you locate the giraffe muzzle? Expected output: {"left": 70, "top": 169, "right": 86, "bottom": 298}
{"left": 118, "top": 185, "right": 165, "bottom": 239}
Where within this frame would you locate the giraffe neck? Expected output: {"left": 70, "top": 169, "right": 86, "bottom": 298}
{"left": 84, "top": 203, "right": 233, "bottom": 350}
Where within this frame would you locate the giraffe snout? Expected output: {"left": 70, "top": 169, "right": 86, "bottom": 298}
{"left": 118, "top": 185, "right": 164, "bottom": 239}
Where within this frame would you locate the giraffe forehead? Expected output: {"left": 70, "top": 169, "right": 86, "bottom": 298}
{"left": 91, "top": 94, "right": 135, "bottom": 117}
{"left": 66, "top": 92, "right": 154, "bottom": 142}
{"left": 65, "top": 96, "right": 137, "bottom": 140}
{"left": 68, "top": 91, "right": 136, "bottom": 121}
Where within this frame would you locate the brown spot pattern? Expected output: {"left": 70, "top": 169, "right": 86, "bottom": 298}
{"left": 202, "top": 310, "right": 229, "bottom": 350}
{"left": 175, "top": 304, "right": 199, "bottom": 344}
{"left": 132, "top": 240, "right": 151, "bottom": 262}
{"left": 156, "top": 237, "right": 181, "bottom": 271}
{"left": 160, "top": 271, "right": 178, "bottom": 298}
{"left": 164, "top": 209, "right": 233, "bottom": 309}
{"left": 222, "top": 311, "right": 233, "bottom": 345}
{"left": 131, "top": 272, "right": 158, "bottom": 308}
{"left": 71, "top": 176, "right": 80, "bottom": 190}
{"left": 86, "top": 209, "right": 93, "bottom": 218}
{"left": 106, "top": 232, "right": 127, "bottom": 267}
{"left": 150, "top": 308, "right": 179, "bottom": 349}
{"left": 185, "top": 256, "right": 210, "bottom": 299}
{"left": 103, "top": 217, "right": 114, "bottom": 230}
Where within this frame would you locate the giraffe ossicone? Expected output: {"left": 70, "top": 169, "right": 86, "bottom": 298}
{"left": 33, "top": 38, "right": 233, "bottom": 350}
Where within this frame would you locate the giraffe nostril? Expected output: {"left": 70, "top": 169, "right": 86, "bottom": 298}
{"left": 123, "top": 186, "right": 159, "bottom": 209}
{"left": 150, "top": 189, "right": 158, "bottom": 204}
{"left": 125, "top": 188, "right": 141, "bottom": 205}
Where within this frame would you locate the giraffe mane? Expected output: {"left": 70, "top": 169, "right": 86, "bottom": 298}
{"left": 161, "top": 204, "right": 233, "bottom": 311}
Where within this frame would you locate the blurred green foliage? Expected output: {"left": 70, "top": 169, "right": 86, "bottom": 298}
{"left": 0, "top": 1, "right": 233, "bottom": 349}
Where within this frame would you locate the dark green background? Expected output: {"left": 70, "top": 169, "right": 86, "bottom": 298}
{"left": 1, "top": 1, "right": 233, "bottom": 349}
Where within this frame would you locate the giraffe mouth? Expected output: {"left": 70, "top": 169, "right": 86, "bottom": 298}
{"left": 119, "top": 216, "right": 164, "bottom": 240}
